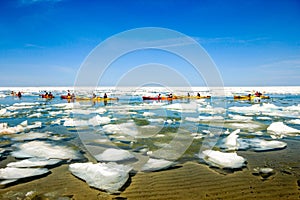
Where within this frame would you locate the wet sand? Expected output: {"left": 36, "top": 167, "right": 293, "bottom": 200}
{"left": 1, "top": 140, "right": 300, "bottom": 200}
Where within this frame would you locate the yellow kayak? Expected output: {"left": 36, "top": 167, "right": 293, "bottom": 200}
{"left": 75, "top": 97, "right": 118, "bottom": 101}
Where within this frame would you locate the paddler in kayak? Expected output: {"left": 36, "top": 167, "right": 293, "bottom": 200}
{"left": 197, "top": 93, "right": 200, "bottom": 97}
{"left": 158, "top": 93, "right": 161, "bottom": 100}
{"left": 104, "top": 93, "right": 108, "bottom": 98}
{"left": 48, "top": 92, "right": 53, "bottom": 98}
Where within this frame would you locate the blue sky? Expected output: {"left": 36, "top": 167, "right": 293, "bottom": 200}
{"left": 0, "top": 0, "right": 299, "bottom": 86}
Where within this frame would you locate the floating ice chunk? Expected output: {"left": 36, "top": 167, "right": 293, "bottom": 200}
{"left": 49, "top": 111, "right": 63, "bottom": 116}
{"left": 0, "top": 108, "right": 7, "bottom": 115}
{"left": 286, "top": 119, "right": 300, "bottom": 125}
{"left": 94, "top": 148, "right": 135, "bottom": 162}
{"left": 141, "top": 158, "right": 174, "bottom": 172}
{"left": 89, "top": 115, "right": 111, "bottom": 126}
{"left": 7, "top": 158, "right": 61, "bottom": 168}
{"left": 198, "top": 105, "right": 226, "bottom": 114}
{"left": 247, "top": 138, "right": 287, "bottom": 151}
{"left": 0, "top": 167, "right": 49, "bottom": 180}
{"left": 94, "top": 107, "right": 107, "bottom": 114}
{"left": 12, "top": 141, "right": 80, "bottom": 160}
{"left": 63, "top": 119, "right": 89, "bottom": 127}
{"left": 28, "top": 113, "right": 42, "bottom": 118}
{"left": 200, "top": 150, "right": 246, "bottom": 169}
{"left": 0, "top": 120, "right": 40, "bottom": 135}
{"left": 27, "top": 121, "right": 42, "bottom": 130}
{"left": 185, "top": 117, "right": 199, "bottom": 122}
{"left": 13, "top": 102, "right": 40, "bottom": 107}
{"left": 51, "top": 118, "right": 61, "bottom": 125}
{"left": 198, "top": 115, "right": 224, "bottom": 121}
{"left": 283, "top": 104, "right": 300, "bottom": 112}
{"left": 148, "top": 118, "right": 165, "bottom": 123}
{"left": 12, "top": 132, "right": 48, "bottom": 141}
{"left": 228, "top": 114, "right": 252, "bottom": 121}
{"left": 225, "top": 122, "right": 263, "bottom": 131}
{"left": 142, "top": 112, "right": 155, "bottom": 117}
{"left": 103, "top": 122, "right": 138, "bottom": 137}
{"left": 267, "top": 122, "right": 300, "bottom": 138}
{"left": 164, "top": 103, "right": 198, "bottom": 113}
{"left": 257, "top": 116, "right": 272, "bottom": 120}
{"left": 69, "top": 162, "right": 132, "bottom": 193}
{"left": 224, "top": 129, "right": 240, "bottom": 150}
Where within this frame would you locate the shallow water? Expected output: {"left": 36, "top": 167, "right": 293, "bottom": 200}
{"left": 0, "top": 87, "right": 300, "bottom": 198}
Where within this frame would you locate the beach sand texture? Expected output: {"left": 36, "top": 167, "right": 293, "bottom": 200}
{"left": 1, "top": 141, "right": 299, "bottom": 200}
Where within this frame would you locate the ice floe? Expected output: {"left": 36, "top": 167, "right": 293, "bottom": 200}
{"left": 94, "top": 148, "right": 135, "bottom": 162}
{"left": 12, "top": 132, "right": 49, "bottom": 141}
{"left": 11, "top": 141, "right": 80, "bottom": 160}
{"left": 0, "top": 167, "right": 49, "bottom": 185}
{"left": 164, "top": 103, "right": 198, "bottom": 113}
{"left": 69, "top": 162, "right": 132, "bottom": 193}
{"left": 0, "top": 121, "right": 42, "bottom": 135}
{"left": 245, "top": 138, "right": 287, "bottom": 151}
{"left": 200, "top": 150, "right": 246, "bottom": 169}
{"left": 267, "top": 122, "right": 300, "bottom": 138}
{"left": 224, "top": 129, "right": 240, "bottom": 150}
{"left": 88, "top": 115, "right": 111, "bottom": 126}
{"left": 221, "top": 129, "right": 287, "bottom": 151}
{"left": 103, "top": 122, "right": 138, "bottom": 137}
{"left": 141, "top": 158, "right": 174, "bottom": 172}
{"left": 7, "top": 158, "right": 61, "bottom": 168}
{"left": 286, "top": 119, "right": 300, "bottom": 125}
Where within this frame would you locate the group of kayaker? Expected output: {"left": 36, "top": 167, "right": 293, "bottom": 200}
{"left": 11, "top": 91, "right": 22, "bottom": 98}
{"left": 42, "top": 91, "right": 54, "bottom": 98}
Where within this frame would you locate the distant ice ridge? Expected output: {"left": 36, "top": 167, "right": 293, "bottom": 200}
{"left": 1, "top": 86, "right": 300, "bottom": 97}
{"left": 69, "top": 162, "right": 132, "bottom": 193}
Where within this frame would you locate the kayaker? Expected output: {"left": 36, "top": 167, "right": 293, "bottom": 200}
{"left": 158, "top": 94, "right": 161, "bottom": 99}
{"left": 197, "top": 93, "right": 200, "bottom": 97}
{"left": 48, "top": 92, "right": 53, "bottom": 98}
{"left": 104, "top": 93, "right": 108, "bottom": 98}
{"left": 168, "top": 93, "right": 173, "bottom": 98}
{"left": 93, "top": 93, "right": 96, "bottom": 98}
{"left": 187, "top": 93, "right": 190, "bottom": 97}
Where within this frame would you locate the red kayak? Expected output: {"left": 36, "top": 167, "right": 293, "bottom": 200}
{"left": 142, "top": 96, "right": 173, "bottom": 100}
{"left": 61, "top": 95, "right": 73, "bottom": 99}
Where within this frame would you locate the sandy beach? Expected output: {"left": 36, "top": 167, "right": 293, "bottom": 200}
{"left": 1, "top": 140, "right": 299, "bottom": 200}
